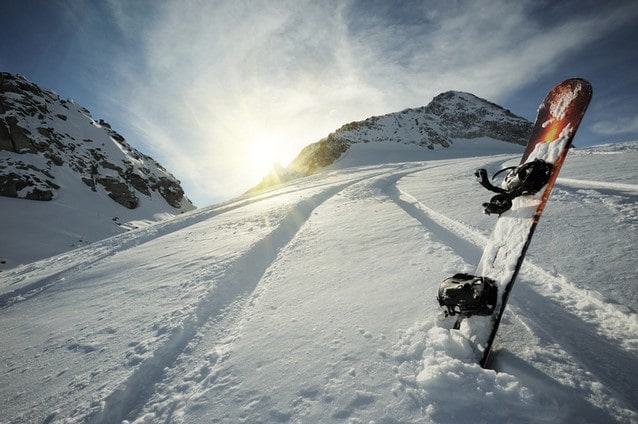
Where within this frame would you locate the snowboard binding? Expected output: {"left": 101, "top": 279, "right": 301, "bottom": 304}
{"left": 475, "top": 159, "right": 554, "bottom": 215}
{"left": 437, "top": 273, "right": 498, "bottom": 318}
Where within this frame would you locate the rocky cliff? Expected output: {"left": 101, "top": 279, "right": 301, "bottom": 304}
{"left": 0, "top": 72, "right": 194, "bottom": 211}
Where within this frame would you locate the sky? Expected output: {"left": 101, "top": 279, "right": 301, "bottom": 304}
{"left": 2, "top": 0, "right": 637, "bottom": 207}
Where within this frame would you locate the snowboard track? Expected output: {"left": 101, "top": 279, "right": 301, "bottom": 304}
{"left": 3, "top": 161, "right": 636, "bottom": 422}
{"left": 109, "top": 166, "right": 437, "bottom": 422}
{"left": 0, "top": 169, "right": 385, "bottom": 309}
{"left": 85, "top": 170, "right": 400, "bottom": 424}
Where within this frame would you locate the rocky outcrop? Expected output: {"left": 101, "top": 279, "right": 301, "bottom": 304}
{"left": 289, "top": 135, "right": 350, "bottom": 175}
{"left": 0, "top": 72, "right": 193, "bottom": 211}
{"left": 424, "top": 91, "right": 531, "bottom": 144}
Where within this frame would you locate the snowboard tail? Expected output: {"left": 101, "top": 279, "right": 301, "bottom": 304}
{"left": 439, "top": 78, "right": 592, "bottom": 368}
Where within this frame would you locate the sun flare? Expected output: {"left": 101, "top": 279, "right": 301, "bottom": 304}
{"left": 244, "top": 136, "right": 291, "bottom": 181}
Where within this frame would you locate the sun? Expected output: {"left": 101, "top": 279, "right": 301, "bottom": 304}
{"left": 245, "top": 136, "right": 289, "bottom": 180}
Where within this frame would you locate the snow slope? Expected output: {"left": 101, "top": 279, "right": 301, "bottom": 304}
{"left": 1, "top": 140, "right": 637, "bottom": 423}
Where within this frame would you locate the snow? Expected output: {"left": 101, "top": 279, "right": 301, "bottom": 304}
{"left": 1, "top": 139, "right": 637, "bottom": 423}
{"left": 0, "top": 180, "right": 187, "bottom": 270}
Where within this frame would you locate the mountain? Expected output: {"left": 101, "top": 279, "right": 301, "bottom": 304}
{"left": 0, "top": 72, "right": 195, "bottom": 268}
{"left": 286, "top": 91, "right": 532, "bottom": 177}
{"left": 0, "top": 73, "right": 193, "bottom": 209}
{"left": 1, "top": 139, "right": 636, "bottom": 423}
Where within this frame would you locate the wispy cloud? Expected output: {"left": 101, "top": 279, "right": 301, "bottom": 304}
{"left": 98, "top": 0, "right": 638, "bottom": 205}
{"left": 592, "top": 116, "right": 638, "bottom": 136}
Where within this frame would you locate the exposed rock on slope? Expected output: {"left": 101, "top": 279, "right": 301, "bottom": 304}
{"left": 0, "top": 72, "right": 194, "bottom": 211}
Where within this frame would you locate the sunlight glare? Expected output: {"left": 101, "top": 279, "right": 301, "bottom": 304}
{"left": 245, "top": 135, "right": 289, "bottom": 181}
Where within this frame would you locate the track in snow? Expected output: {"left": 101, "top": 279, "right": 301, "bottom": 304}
{"left": 0, "top": 171, "right": 378, "bottom": 310}
{"left": 556, "top": 177, "right": 638, "bottom": 194}
{"left": 86, "top": 168, "right": 411, "bottom": 423}
{"left": 388, "top": 170, "right": 638, "bottom": 352}
{"left": 383, "top": 169, "right": 638, "bottom": 420}
{"left": 114, "top": 165, "right": 442, "bottom": 423}
{"left": 3, "top": 154, "right": 636, "bottom": 423}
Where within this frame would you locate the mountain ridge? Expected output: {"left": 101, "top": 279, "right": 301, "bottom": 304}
{"left": 0, "top": 72, "right": 194, "bottom": 211}
{"left": 251, "top": 90, "right": 532, "bottom": 192}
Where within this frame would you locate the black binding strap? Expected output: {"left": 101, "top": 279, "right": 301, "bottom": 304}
{"left": 475, "top": 160, "right": 553, "bottom": 215}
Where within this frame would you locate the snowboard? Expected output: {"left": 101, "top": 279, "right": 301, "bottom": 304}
{"left": 439, "top": 78, "right": 592, "bottom": 368}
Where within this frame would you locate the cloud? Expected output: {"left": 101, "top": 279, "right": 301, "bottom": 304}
{"left": 341, "top": 0, "right": 634, "bottom": 104}
{"left": 592, "top": 116, "right": 638, "bottom": 136}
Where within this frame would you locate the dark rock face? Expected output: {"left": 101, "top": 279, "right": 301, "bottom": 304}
{"left": 0, "top": 72, "right": 193, "bottom": 210}
{"left": 425, "top": 91, "right": 531, "bottom": 144}
{"left": 96, "top": 176, "right": 139, "bottom": 209}
{"left": 0, "top": 167, "right": 59, "bottom": 199}
{"left": 288, "top": 91, "right": 532, "bottom": 176}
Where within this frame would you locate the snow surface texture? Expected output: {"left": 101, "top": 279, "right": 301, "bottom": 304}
{"left": 1, "top": 139, "right": 637, "bottom": 423}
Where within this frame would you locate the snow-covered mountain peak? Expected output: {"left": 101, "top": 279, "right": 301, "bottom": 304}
{"left": 0, "top": 72, "right": 194, "bottom": 211}
{"left": 286, "top": 90, "right": 532, "bottom": 177}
